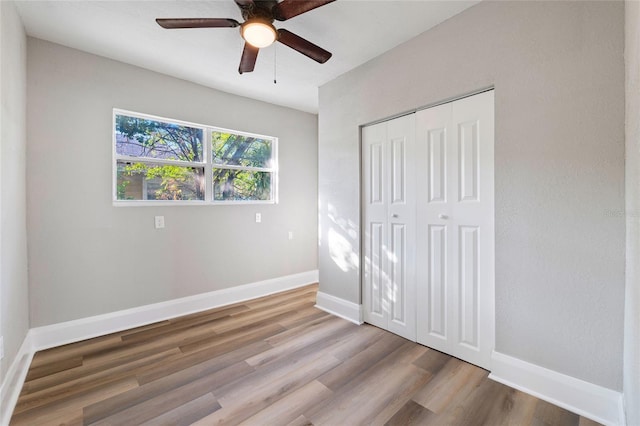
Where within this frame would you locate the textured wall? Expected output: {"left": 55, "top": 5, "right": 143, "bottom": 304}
{"left": 624, "top": 0, "right": 640, "bottom": 423}
{"left": 0, "top": 1, "right": 29, "bottom": 380}
{"left": 27, "top": 39, "right": 318, "bottom": 327}
{"left": 318, "top": 1, "right": 624, "bottom": 390}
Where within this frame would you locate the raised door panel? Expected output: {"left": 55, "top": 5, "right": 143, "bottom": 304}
{"left": 427, "top": 225, "right": 447, "bottom": 340}
{"left": 458, "top": 226, "right": 479, "bottom": 349}
{"left": 391, "top": 138, "right": 406, "bottom": 204}
{"left": 370, "top": 143, "right": 384, "bottom": 205}
{"left": 458, "top": 121, "right": 479, "bottom": 202}
{"left": 429, "top": 128, "right": 447, "bottom": 204}
{"left": 389, "top": 223, "right": 406, "bottom": 323}
{"left": 368, "top": 222, "right": 385, "bottom": 318}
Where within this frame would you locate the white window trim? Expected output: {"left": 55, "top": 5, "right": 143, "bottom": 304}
{"left": 112, "top": 108, "right": 278, "bottom": 206}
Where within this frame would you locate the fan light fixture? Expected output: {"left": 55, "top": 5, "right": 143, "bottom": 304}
{"left": 156, "top": 0, "right": 335, "bottom": 74}
{"left": 241, "top": 21, "right": 277, "bottom": 48}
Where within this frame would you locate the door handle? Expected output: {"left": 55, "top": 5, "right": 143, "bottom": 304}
{"left": 439, "top": 214, "right": 448, "bottom": 219}
{"left": 392, "top": 214, "right": 399, "bottom": 218}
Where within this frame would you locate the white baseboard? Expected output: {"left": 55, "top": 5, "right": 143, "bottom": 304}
{"left": 315, "top": 291, "right": 362, "bottom": 325}
{"left": 0, "top": 331, "right": 35, "bottom": 426}
{"left": 489, "top": 351, "right": 625, "bottom": 426}
{"left": 0, "top": 270, "right": 317, "bottom": 424}
{"left": 29, "top": 270, "right": 318, "bottom": 352}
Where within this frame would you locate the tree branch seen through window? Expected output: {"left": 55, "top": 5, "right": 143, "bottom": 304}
{"left": 114, "top": 111, "right": 277, "bottom": 203}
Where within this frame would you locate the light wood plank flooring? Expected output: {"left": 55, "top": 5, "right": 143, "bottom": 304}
{"left": 11, "top": 284, "right": 600, "bottom": 426}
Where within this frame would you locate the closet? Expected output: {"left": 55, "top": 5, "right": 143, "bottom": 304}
{"left": 362, "top": 90, "right": 494, "bottom": 369}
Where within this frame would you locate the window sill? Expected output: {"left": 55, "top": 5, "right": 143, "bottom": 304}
{"left": 113, "top": 200, "right": 277, "bottom": 207}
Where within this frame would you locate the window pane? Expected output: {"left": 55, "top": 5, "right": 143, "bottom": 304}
{"left": 211, "top": 132, "right": 272, "bottom": 168}
{"left": 117, "top": 161, "right": 205, "bottom": 201}
{"left": 213, "top": 169, "right": 272, "bottom": 201}
{"left": 115, "top": 115, "right": 204, "bottom": 163}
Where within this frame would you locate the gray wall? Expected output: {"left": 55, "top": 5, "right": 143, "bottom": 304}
{"left": 0, "top": 1, "right": 29, "bottom": 381}
{"left": 318, "top": 1, "right": 624, "bottom": 390}
{"left": 27, "top": 38, "right": 318, "bottom": 327}
{"left": 624, "top": 0, "right": 640, "bottom": 422}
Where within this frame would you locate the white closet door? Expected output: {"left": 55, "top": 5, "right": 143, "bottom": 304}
{"left": 386, "top": 115, "right": 417, "bottom": 340}
{"left": 362, "top": 121, "right": 388, "bottom": 332}
{"left": 415, "top": 101, "right": 454, "bottom": 354}
{"left": 362, "top": 114, "right": 416, "bottom": 341}
{"left": 416, "top": 91, "right": 494, "bottom": 369}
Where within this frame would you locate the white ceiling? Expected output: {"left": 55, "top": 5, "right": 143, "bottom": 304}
{"left": 15, "top": 0, "right": 478, "bottom": 113}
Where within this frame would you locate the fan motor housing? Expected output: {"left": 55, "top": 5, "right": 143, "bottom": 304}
{"left": 240, "top": 0, "right": 278, "bottom": 22}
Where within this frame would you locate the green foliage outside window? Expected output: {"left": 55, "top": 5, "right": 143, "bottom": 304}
{"left": 115, "top": 112, "right": 275, "bottom": 202}
{"left": 116, "top": 115, "right": 204, "bottom": 200}
{"left": 211, "top": 132, "right": 273, "bottom": 201}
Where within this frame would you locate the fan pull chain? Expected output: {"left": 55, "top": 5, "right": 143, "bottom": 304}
{"left": 274, "top": 44, "right": 277, "bottom": 84}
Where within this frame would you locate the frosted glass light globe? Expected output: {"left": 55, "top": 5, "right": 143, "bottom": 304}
{"left": 242, "top": 22, "right": 277, "bottom": 48}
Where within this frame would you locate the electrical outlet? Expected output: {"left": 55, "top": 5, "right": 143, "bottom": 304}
{"left": 288, "top": 231, "right": 294, "bottom": 240}
{"left": 255, "top": 213, "right": 261, "bottom": 223}
{"left": 155, "top": 216, "right": 165, "bottom": 229}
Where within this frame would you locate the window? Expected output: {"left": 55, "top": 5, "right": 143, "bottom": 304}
{"left": 211, "top": 131, "right": 275, "bottom": 201}
{"left": 113, "top": 110, "right": 277, "bottom": 204}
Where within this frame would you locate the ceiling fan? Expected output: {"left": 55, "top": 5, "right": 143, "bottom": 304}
{"left": 156, "top": 0, "right": 335, "bottom": 74}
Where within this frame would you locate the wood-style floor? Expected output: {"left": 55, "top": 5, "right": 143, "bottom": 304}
{"left": 11, "top": 284, "right": 599, "bottom": 426}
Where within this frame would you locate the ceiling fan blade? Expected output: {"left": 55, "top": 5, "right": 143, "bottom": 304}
{"left": 239, "top": 43, "right": 259, "bottom": 74}
{"left": 273, "top": 0, "right": 335, "bottom": 21}
{"left": 277, "top": 29, "right": 331, "bottom": 63}
{"left": 156, "top": 18, "right": 240, "bottom": 29}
